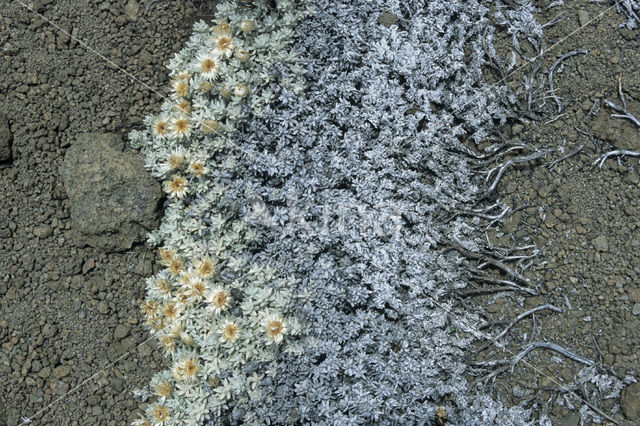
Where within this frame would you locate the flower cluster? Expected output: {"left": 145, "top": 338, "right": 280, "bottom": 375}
{"left": 129, "top": 1, "right": 311, "bottom": 424}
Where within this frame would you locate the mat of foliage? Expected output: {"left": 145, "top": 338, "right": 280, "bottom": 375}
{"left": 216, "top": 0, "right": 539, "bottom": 423}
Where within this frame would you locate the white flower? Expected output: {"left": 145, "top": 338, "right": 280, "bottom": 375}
{"left": 214, "top": 34, "right": 234, "bottom": 57}
{"left": 205, "top": 287, "right": 230, "bottom": 315}
{"left": 262, "top": 313, "right": 288, "bottom": 344}
{"left": 163, "top": 174, "right": 188, "bottom": 199}
{"left": 171, "top": 115, "right": 191, "bottom": 140}
{"left": 194, "top": 51, "right": 221, "bottom": 81}
{"left": 218, "top": 319, "right": 240, "bottom": 343}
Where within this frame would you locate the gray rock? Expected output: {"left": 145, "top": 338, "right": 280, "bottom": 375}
{"left": 378, "top": 12, "right": 398, "bottom": 27}
{"left": 591, "top": 107, "right": 640, "bottom": 151}
{"left": 60, "top": 133, "right": 162, "bottom": 251}
{"left": 33, "top": 225, "right": 53, "bottom": 239}
{"left": 113, "top": 323, "right": 130, "bottom": 340}
{"left": 592, "top": 235, "right": 609, "bottom": 252}
{"left": 621, "top": 382, "right": 640, "bottom": 420}
{"left": 52, "top": 365, "right": 70, "bottom": 379}
{"left": 0, "top": 113, "right": 12, "bottom": 162}
{"left": 633, "top": 303, "right": 640, "bottom": 316}
{"left": 124, "top": 0, "right": 140, "bottom": 22}
{"left": 577, "top": 10, "right": 589, "bottom": 28}
{"left": 556, "top": 413, "right": 579, "bottom": 426}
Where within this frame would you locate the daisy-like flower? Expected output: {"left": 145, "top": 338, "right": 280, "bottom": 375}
{"left": 161, "top": 301, "right": 182, "bottom": 322}
{"left": 160, "top": 335, "right": 176, "bottom": 355}
{"left": 187, "top": 159, "right": 207, "bottom": 178}
{"left": 195, "top": 256, "right": 215, "bottom": 277}
{"left": 182, "top": 273, "right": 208, "bottom": 301}
{"left": 149, "top": 404, "right": 170, "bottom": 424}
{"left": 152, "top": 117, "right": 171, "bottom": 140}
{"left": 166, "top": 147, "right": 186, "bottom": 171}
{"left": 158, "top": 248, "right": 176, "bottom": 266}
{"left": 175, "top": 291, "right": 191, "bottom": 307}
{"left": 218, "top": 319, "right": 240, "bottom": 343}
{"left": 141, "top": 299, "right": 160, "bottom": 316}
{"left": 195, "top": 52, "right": 221, "bottom": 81}
{"left": 205, "top": 286, "right": 230, "bottom": 315}
{"left": 176, "top": 100, "right": 191, "bottom": 114}
{"left": 171, "top": 76, "right": 190, "bottom": 99}
{"left": 214, "top": 20, "right": 231, "bottom": 35}
{"left": 167, "top": 321, "right": 184, "bottom": 339}
{"left": 152, "top": 380, "right": 173, "bottom": 398}
{"left": 150, "top": 276, "right": 173, "bottom": 300}
{"left": 214, "top": 34, "right": 234, "bottom": 58}
{"left": 146, "top": 314, "right": 165, "bottom": 335}
{"left": 171, "top": 115, "right": 191, "bottom": 139}
{"left": 263, "top": 314, "right": 288, "bottom": 344}
{"left": 172, "top": 356, "right": 200, "bottom": 381}
{"left": 164, "top": 174, "right": 188, "bottom": 200}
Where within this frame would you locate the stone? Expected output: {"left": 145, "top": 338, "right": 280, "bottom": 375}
{"left": 113, "top": 324, "right": 130, "bottom": 341}
{"left": 0, "top": 113, "right": 12, "bottom": 162}
{"left": 138, "top": 49, "right": 152, "bottom": 66}
{"left": 592, "top": 235, "right": 609, "bottom": 252}
{"left": 52, "top": 365, "right": 70, "bottom": 379}
{"left": 621, "top": 382, "right": 640, "bottom": 420}
{"left": 577, "top": 10, "right": 589, "bottom": 28}
{"left": 33, "top": 225, "right": 53, "bottom": 239}
{"left": 124, "top": 0, "right": 140, "bottom": 22}
{"left": 378, "top": 12, "right": 398, "bottom": 27}
{"left": 82, "top": 258, "right": 95, "bottom": 275}
{"left": 557, "top": 413, "right": 579, "bottom": 426}
{"left": 42, "top": 323, "right": 58, "bottom": 338}
{"left": 591, "top": 107, "right": 640, "bottom": 151}
{"left": 60, "top": 133, "right": 162, "bottom": 251}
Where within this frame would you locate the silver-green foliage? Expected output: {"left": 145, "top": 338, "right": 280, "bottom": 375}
{"left": 129, "top": 1, "right": 311, "bottom": 425}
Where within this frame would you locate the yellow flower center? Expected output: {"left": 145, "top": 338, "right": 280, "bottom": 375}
{"left": 190, "top": 281, "right": 206, "bottom": 298}
{"left": 154, "top": 380, "right": 172, "bottom": 398}
{"left": 198, "top": 259, "right": 215, "bottom": 276}
{"left": 169, "top": 258, "right": 183, "bottom": 275}
{"left": 223, "top": 323, "right": 239, "bottom": 341}
{"left": 154, "top": 120, "right": 169, "bottom": 135}
{"left": 212, "top": 291, "right": 228, "bottom": 307}
{"left": 163, "top": 302, "right": 179, "bottom": 319}
{"left": 168, "top": 154, "right": 183, "bottom": 170}
{"left": 174, "top": 118, "right": 189, "bottom": 134}
{"left": 266, "top": 320, "right": 284, "bottom": 337}
{"left": 201, "top": 58, "right": 216, "bottom": 73}
{"left": 189, "top": 162, "right": 205, "bottom": 177}
{"left": 217, "top": 37, "right": 232, "bottom": 50}
{"left": 183, "top": 359, "right": 199, "bottom": 378}
{"left": 156, "top": 279, "right": 172, "bottom": 295}
{"left": 151, "top": 405, "right": 170, "bottom": 422}
{"left": 174, "top": 80, "right": 189, "bottom": 97}
{"left": 168, "top": 176, "right": 186, "bottom": 192}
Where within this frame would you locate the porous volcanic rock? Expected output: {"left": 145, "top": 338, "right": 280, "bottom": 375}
{"left": 60, "top": 133, "right": 162, "bottom": 251}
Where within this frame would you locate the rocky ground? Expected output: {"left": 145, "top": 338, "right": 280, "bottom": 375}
{"left": 470, "top": 1, "right": 640, "bottom": 424}
{"left": 0, "top": 0, "right": 638, "bottom": 425}
{"left": 0, "top": 1, "right": 215, "bottom": 424}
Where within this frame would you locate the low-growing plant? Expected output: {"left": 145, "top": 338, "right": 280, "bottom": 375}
{"left": 129, "top": 1, "right": 311, "bottom": 424}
